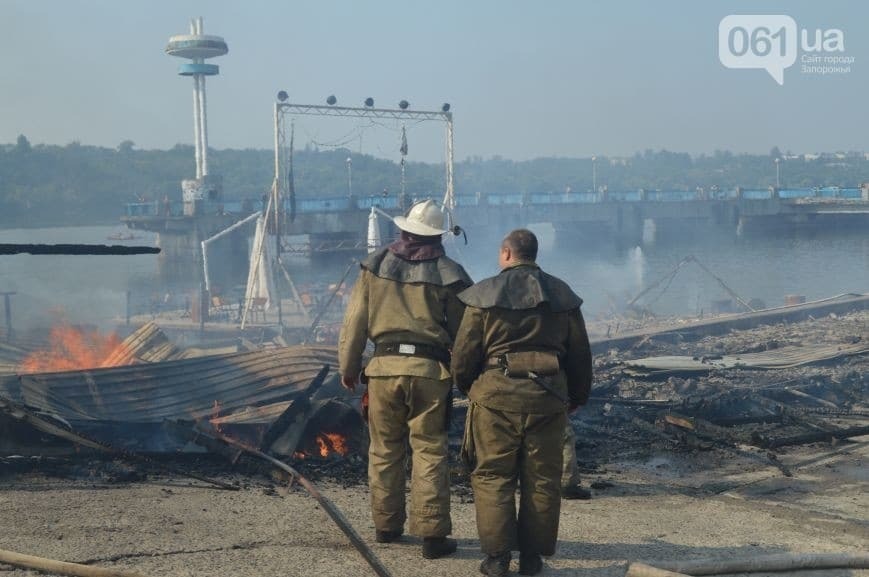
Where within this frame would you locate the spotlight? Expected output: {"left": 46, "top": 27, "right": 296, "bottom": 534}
{"left": 398, "top": 100, "right": 409, "bottom": 110}
{"left": 277, "top": 90, "right": 288, "bottom": 102}
{"left": 364, "top": 97, "right": 374, "bottom": 107}
{"left": 441, "top": 102, "right": 450, "bottom": 112}
{"left": 326, "top": 95, "right": 337, "bottom": 105}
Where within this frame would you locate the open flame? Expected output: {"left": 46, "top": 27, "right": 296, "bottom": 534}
{"left": 316, "top": 432, "right": 349, "bottom": 458}
{"left": 294, "top": 432, "right": 350, "bottom": 460}
{"left": 20, "top": 322, "right": 128, "bottom": 373}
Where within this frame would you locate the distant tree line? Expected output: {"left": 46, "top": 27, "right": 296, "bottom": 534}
{"left": 1, "top": 135, "right": 867, "bottom": 227}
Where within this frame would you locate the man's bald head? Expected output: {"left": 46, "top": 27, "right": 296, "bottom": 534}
{"left": 499, "top": 229, "right": 538, "bottom": 268}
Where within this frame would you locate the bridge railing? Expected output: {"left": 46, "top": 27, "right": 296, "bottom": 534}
{"left": 123, "top": 187, "right": 864, "bottom": 217}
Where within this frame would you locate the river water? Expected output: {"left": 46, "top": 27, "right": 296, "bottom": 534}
{"left": 0, "top": 224, "right": 866, "bottom": 331}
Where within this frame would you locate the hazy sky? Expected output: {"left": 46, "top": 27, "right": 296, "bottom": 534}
{"left": 1, "top": 0, "right": 866, "bottom": 161}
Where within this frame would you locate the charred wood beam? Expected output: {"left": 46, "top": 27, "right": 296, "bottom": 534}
{"left": 752, "top": 424, "right": 869, "bottom": 449}
{"left": 0, "top": 244, "right": 160, "bottom": 256}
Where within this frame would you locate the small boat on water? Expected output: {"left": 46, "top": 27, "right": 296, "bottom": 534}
{"left": 106, "top": 231, "right": 140, "bottom": 241}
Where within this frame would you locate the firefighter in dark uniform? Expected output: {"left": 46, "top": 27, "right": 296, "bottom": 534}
{"left": 452, "top": 228, "right": 593, "bottom": 576}
{"left": 339, "top": 199, "right": 472, "bottom": 559}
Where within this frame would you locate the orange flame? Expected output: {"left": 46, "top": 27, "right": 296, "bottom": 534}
{"left": 316, "top": 432, "right": 349, "bottom": 458}
{"left": 292, "top": 432, "right": 350, "bottom": 460}
{"left": 20, "top": 323, "right": 127, "bottom": 373}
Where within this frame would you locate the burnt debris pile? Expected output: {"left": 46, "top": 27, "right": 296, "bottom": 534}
{"left": 0, "top": 306, "right": 867, "bottom": 487}
{"left": 567, "top": 308, "right": 868, "bottom": 477}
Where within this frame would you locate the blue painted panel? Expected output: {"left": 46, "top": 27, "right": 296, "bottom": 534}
{"left": 356, "top": 196, "right": 400, "bottom": 210}
{"left": 178, "top": 63, "right": 220, "bottom": 76}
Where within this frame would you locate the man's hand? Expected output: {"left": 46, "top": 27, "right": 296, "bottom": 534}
{"left": 341, "top": 374, "right": 357, "bottom": 392}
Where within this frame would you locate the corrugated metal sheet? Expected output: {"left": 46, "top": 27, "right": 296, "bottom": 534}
{"left": 623, "top": 342, "right": 868, "bottom": 377}
{"left": 0, "top": 345, "right": 338, "bottom": 424}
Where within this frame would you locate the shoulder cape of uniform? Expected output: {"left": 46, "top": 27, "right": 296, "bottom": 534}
{"left": 458, "top": 264, "right": 582, "bottom": 311}
{"left": 360, "top": 248, "right": 473, "bottom": 288}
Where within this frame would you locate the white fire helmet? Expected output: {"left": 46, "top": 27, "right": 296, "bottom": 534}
{"left": 393, "top": 199, "right": 448, "bottom": 237}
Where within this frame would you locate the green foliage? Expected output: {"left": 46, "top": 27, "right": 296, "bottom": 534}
{"left": 0, "top": 139, "right": 866, "bottom": 227}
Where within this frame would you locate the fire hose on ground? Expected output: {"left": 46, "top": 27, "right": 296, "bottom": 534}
{"left": 626, "top": 553, "right": 869, "bottom": 577}
{"left": 0, "top": 548, "right": 150, "bottom": 577}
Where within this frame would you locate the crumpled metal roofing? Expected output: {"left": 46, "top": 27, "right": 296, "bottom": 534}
{"left": 0, "top": 345, "right": 338, "bottom": 424}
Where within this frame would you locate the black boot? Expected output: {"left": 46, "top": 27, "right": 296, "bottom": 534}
{"left": 562, "top": 483, "right": 592, "bottom": 500}
{"left": 519, "top": 551, "right": 543, "bottom": 575}
{"left": 422, "top": 536, "right": 457, "bottom": 559}
{"left": 479, "top": 552, "right": 511, "bottom": 577}
{"left": 375, "top": 529, "right": 403, "bottom": 543}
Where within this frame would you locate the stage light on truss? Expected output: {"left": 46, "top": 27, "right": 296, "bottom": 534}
{"left": 277, "top": 90, "right": 288, "bottom": 102}
{"left": 441, "top": 102, "right": 450, "bottom": 112}
{"left": 398, "top": 100, "right": 409, "bottom": 110}
{"left": 364, "top": 97, "right": 374, "bottom": 107}
{"left": 326, "top": 95, "right": 337, "bottom": 105}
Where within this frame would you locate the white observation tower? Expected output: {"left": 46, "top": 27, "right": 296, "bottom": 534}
{"left": 166, "top": 17, "right": 227, "bottom": 178}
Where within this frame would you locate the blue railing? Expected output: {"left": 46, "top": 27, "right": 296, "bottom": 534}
{"left": 125, "top": 187, "right": 864, "bottom": 217}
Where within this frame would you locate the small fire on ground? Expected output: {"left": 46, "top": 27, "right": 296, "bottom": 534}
{"left": 295, "top": 432, "right": 350, "bottom": 460}
{"left": 20, "top": 322, "right": 129, "bottom": 373}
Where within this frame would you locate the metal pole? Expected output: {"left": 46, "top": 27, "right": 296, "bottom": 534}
{"left": 445, "top": 115, "right": 455, "bottom": 210}
{"left": 125, "top": 290, "right": 131, "bottom": 326}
